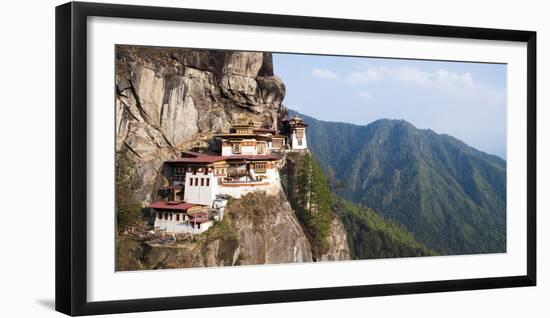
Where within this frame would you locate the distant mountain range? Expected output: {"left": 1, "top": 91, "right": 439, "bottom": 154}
{"left": 289, "top": 109, "right": 506, "bottom": 255}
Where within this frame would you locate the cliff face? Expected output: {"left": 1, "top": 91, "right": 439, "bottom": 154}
{"left": 320, "top": 216, "right": 351, "bottom": 261}
{"left": 115, "top": 46, "right": 349, "bottom": 268}
{"left": 226, "top": 191, "right": 313, "bottom": 265}
{"left": 115, "top": 46, "right": 286, "bottom": 203}
{"left": 117, "top": 192, "right": 313, "bottom": 270}
{"left": 122, "top": 190, "right": 351, "bottom": 270}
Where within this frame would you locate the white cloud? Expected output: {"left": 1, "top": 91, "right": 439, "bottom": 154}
{"left": 345, "top": 65, "right": 504, "bottom": 104}
{"left": 347, "top": 68, "right": 380, "bottom": 84}
{"left": 393, "top": 66, "right": 432, "bottom": 85}
{"left": 434, "top": 69, "right": 474, "bottom": 88}
{"left": 356, "top": 91, "right": 373, "bottom": 100}
{"left": 346, "top": 65, "right": 476, "bottom": 88}
{"left": 311, "top": 68, "right": 340, "bottom": 80}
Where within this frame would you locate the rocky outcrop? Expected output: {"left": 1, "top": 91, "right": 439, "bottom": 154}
{"left": 115, "top": 46, "right": 349, "bottom": 269}
{"left": 115, "top": 46, "right": 286, "bottom": 203}
{"left": 117, "top": 192, "right": 312, "bottom": 270}
{"left": 228, "top": 191, "right": 313, "bottom": 265}
{"left": 117, "top": 190, "right": 351, "bottom": 270}
{"left": 320, "top": 216, "right": 351, "bottom": 261}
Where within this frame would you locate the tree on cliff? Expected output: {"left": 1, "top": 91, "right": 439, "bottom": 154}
{"left": 116, "top": 154, "right": 143, "bottom": 231}
{"left": 288, "top": 153, "right": 332, "bottom": 259}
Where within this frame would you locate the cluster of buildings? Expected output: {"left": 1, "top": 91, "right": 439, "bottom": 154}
{"left": 147, "top": 115, "right": 308, "bottom": 234}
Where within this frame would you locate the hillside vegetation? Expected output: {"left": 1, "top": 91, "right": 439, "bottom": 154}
{"left": 291, "top": 110, "right": 506, "bottom": 255}
{"left": 282, "top": 151, "right": 433, "bottom": 260}
{"left": 333, "top": 197, "right": 436, "bottom": 259}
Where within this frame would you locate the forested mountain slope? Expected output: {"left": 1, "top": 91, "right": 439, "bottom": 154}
{"left": 290, "top": 110, "right": 506, "bottom": 255}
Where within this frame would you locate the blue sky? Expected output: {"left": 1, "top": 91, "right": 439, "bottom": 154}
{"left": 273, "top": 53, "right": 507, "bottom": 159}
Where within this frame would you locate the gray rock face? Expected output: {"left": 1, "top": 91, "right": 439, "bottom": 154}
{"left": 229, "top": 192, "right": 313, "bottom": 265}
{"left": 115, "top": 46, "right": 348, "bottom": 268}
{"left": 321, "top": 216, "right": 352, "bottom": 261}
{"left": 116, "top": 46, "right": 286, "bottom": 203}
{"left": 125, "top": 192, "right": 312, "bottom": 270}
{"left": 129, "top": 191, "right": 349, "bottom": 270}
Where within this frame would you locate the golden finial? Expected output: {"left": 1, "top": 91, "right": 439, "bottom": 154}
{"left": 237, "top": 113, "right": 248, "bottom": 124}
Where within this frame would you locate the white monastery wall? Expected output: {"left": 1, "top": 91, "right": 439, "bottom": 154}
{"left": 291, "top": 131, "right": 307, "bottom": 150}
{"left": 184, "top": 171, "right": 218, "bottom": 206}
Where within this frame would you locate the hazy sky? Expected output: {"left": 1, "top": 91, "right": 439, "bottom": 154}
{"left": 273, "top": 53, "right": 507, "bottom": 159}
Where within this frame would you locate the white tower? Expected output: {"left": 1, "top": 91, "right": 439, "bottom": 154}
{"left": 285, "top": 117, "right": 308, "bottom": 150}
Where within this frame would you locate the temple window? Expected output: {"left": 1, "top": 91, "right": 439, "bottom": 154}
{"left": 255, "top": 163, "right": 267, "bottom": 173}
{"left": 257, "top": 143, "right": 265, "bottom": 154}
{"left": 233, "top": 143, "right": 241, "bottom": 153}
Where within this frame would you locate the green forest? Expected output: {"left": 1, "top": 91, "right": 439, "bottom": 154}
{"left": 333, "top": 196, "right": 436, "bottom": 259}
{"left": 290, "top": 109, "right": 506, "bottom": 255}
{"left": 283, "top": 151, "right": 433, "bottom": 260}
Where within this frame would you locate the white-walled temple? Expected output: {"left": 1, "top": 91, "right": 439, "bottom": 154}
{"left": 147, "top": 114, "right": 308, "bottom": 234}
{"left": 149, "top": 202, "right": 214, "bottom": 234}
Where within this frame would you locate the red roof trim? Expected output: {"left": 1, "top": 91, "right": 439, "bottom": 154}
{"left": 223, "top": 154, "right": 281, "bottom": 161}
{"left": 166, "top": 154, "right": 281, "bottom": 164}
{"left": 181, "top": 150, "right": 204, "bottom": 158}
{"left": 146, "top": 201, "right": 196, "bottom": 211}
{"left": 166, "top": 155, "right": 226, "bottom": 164}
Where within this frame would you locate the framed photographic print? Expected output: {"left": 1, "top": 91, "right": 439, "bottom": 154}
{"left": 55, "top": 1, "right": 536, "bottom": 316}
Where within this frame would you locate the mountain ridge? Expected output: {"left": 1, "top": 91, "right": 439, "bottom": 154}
{"left": 289, "top": 109, "right": 506, "bottom": 255}
{"left": 293, "top": 112, "right": 506, "bottom": 162}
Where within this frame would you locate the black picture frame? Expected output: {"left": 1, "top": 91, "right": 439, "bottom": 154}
{"left": 55, "top": 1, "right": 537, "bottom": 316}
